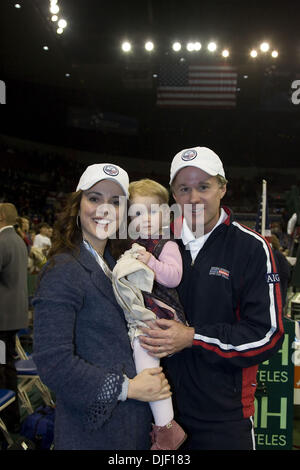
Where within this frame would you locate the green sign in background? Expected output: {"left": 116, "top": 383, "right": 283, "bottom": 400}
{"left": 254, "top": 317, "right": 295, "bottom": 449}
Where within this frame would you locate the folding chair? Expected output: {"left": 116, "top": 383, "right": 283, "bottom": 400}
{"left": 15, "top": 333, "right": 29, "bottom": 360}
{"left": 0, "top": 389, "right": 16, "bottom": 447}
{"left": 15, "top": 332, "right": 55, "bottom": 415}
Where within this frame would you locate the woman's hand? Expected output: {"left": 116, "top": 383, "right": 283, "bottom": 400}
{"left": 127, "top": 367, "right": 171, "bottom": 402}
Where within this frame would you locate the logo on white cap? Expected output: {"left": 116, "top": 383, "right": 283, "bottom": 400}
{"left": 181, "top": 149, "right": 197, "bottom": 161}
{"left": 103, "top": 164, "right": 119, "bottom": 177}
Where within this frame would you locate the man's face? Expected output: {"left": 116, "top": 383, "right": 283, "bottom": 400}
{"left": 172, "top": 166, "right": 226, "bottom": 235}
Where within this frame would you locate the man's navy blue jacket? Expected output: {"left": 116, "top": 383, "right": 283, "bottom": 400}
{"left": 165, "top": 207, "right": 284, "bottom": 423}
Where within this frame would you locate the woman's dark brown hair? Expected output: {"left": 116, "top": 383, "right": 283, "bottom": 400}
{"left": 48, "top": 191, "right": 82, "bottom": 260}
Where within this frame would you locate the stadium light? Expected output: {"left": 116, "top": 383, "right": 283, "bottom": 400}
{"left": 43, "top": 45, "right": 49, "bottom": 51}
{"left": 260, "top": 42, "right": 270, "bottom": 52}
{"left": 186, "top": 42, "right": 201, "bottom": 52}
{"left": 121, "top": 41, "right": 132, "bottom": 52}
{"left": 207, "top": 42, "right": 217, "bottom": 52}
{"left": 51, "top": 15, "right": 58, "bottom": 22}
{"left": 145, "top": 41, "right": 154, "bottom": 51}
{"left": 50, "top": 4, "right": 59, "bottom": 14}
{"left": 187, "top": 42, "right": 195, "bottom": 52}
{"left": 56, "top": 27, "right": 63, "bottom": 35}
{"left": 222, "top": 49, "right": 229, "bottom": 57}
{"left": 58, "top": 19, "right": 67, "bottom": 29}
{"left": 14, "top": 3, "right": 21, "bottom": 8}
{"left": 250, "top": 49, "right": 258, "bottom": 58}
{"left": 172, "top": 42, "right": 182, "bottom": 52}
{"left": 271, "top": 50, "right": 278, "bottom": 58}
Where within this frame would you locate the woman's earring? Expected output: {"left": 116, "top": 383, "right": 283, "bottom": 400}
{"left": 76, "top": 214, "right": 81, "bottom": 229}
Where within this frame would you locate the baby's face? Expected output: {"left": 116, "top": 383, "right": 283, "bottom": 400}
{"left": 129, "top": 195, "right": 162, "bottom": 238}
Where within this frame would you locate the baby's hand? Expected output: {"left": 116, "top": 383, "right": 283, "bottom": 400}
{"left": 137, "top": 249, "right": 151, "bottom": 264}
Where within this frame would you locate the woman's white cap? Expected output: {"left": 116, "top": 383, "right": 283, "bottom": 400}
{"left": 76, "top": 163, "right": 129, "bottom": 198}
{"left": 170, "top": 147, "right": 225, "bottom": 184}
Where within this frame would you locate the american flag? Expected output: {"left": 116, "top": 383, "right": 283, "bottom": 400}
{"left": 156, "top": 62, "right": 238, "bottom": 108}
{"left": 209, "top": 267, "right": 230, "bottom": 279}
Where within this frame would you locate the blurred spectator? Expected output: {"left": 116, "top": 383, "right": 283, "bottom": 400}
{"left": 28, "top": 228, "right": 36, "bottom": 244}
{"left": 271, "top": 221, "right": 288, "bottom": 251}
{"left": 15, "top": 216, "right": 32, "bottom": 253}
{"left": 287, "top": 212, "right": 297, "bottom": 237}
{"left": 28, "top": 246, "right": 47, "bottom": 274}
{"left": 14, "top": 216, "right": 46, "bottom": 274}
{"left": 33, "top": 223, "right": 52, "bottom": 256}
{"left": 48, "top": 226, "right": 53, "bottom": 240}
{"left": 0, "top": 203, "right": 28, "bottom": 432}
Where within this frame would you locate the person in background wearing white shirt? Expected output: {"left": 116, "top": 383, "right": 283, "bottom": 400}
{"left": 33, "top": 223, "right": 52, "bottom": 256}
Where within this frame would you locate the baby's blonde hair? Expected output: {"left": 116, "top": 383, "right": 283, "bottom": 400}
{"left": 129, "top": 179, "right": 169, "bottom": 205}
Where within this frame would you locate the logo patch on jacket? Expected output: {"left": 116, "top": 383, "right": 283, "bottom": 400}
{"left": 209, "top": 267, "right": 230, "bottom": 279}
{"left": 266, "top": 272, "right": 280, "bottom": 283}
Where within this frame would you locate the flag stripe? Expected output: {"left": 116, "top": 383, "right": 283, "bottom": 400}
{"left": 157, "top": 93, "right": 236, "bottom": 99}
{"left": 189, "top": 73, "right": 237, "bottom": 78}
{"left": 158, "top": 85, "right": 237, "bottom": 91}
{"left": 189, "top": 65, "right": 236, "bottom": 71}
{"left": 189, "top": 79, "right": 237, "bottom": 85}
{"left": 156, "top": 100, "right": 236, "bottom": 107}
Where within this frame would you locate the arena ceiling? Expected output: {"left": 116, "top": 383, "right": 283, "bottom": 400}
{"left": 1, "top": 0, "right": 300, "bottom": 168}
{"left": 1, "top": 0, "right": 299, "bottom": 94}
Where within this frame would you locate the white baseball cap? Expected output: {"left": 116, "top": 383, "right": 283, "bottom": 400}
{"left": 169, "top": 146, "right": 225, "bottom": 184}
{"left": 76, "top": 163, "right": 129, "bottom": 198}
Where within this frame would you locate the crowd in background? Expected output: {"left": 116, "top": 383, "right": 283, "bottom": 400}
{"left": 14, "top": 218, "right": 52, "bottom": 275}
{"left": 0, "top": 142, "right": 296, "bottom": 227}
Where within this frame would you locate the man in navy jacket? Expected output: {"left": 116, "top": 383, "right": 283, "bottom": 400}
{"left": 139, "top": 147, "right": 284, "bottom": 450}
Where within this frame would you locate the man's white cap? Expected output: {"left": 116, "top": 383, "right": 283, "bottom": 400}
{"left": 76, "top": 163, "right": 129, "bottom": 198}
{"left": 170, "top": 146, "right": 225, "bottom": 184}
